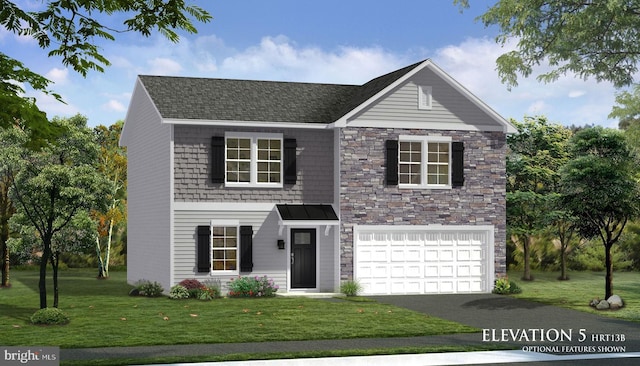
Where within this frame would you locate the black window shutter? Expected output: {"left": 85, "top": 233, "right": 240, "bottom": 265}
{"left": 240, "top": 226, "right": 253, "bottom": 272}
{"left": 283, "top": 139, "right": 297, "bottom": 185}
{"left": 386, "top": 140, "right": 399, "bottom": 186}
{"left": 211, "top": 136, "right": 225, "bottom": 183}
{"left": 196, "top": 225, "right": 210, "bottom": 272}
{"left": 452, "top": 141, "right": 465, "bottom": 187}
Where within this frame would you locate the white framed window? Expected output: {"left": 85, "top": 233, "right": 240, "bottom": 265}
{"left": 225, "top": 132, "right": 283, "bottom": 187}
{"left": 418, "top": 85, "right": 432, "bottom": 110}
{"left": 398, "top": 135, "right": 451, "bottom": 189}
{"left": 210, "top": 220, "right": 239, "bottom": 273}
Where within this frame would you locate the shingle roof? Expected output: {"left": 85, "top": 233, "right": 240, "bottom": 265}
{"left": 138, "top": 60, "right": 424, "bottom": 123}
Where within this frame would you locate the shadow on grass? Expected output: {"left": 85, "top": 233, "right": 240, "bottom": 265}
{"left": 0, "top": 302, "right": 38, "bottom": 323}
{"left": 12, "top": 269, "right": 133, "bottom": 298}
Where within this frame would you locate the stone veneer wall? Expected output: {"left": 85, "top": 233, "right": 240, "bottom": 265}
{"left": 174, "top": 125, "right": 334, "bottom": 203}
{"left": 339, "top": 127, "right": 507, "bottom": 280}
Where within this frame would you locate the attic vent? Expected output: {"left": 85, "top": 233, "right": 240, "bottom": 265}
{"left": 418, "top": 85, "right": 432, "bottom": 110}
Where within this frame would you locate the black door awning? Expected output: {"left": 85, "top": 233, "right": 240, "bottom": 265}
{"left": 276, "top": 204, "right": 338, "bottom": 221}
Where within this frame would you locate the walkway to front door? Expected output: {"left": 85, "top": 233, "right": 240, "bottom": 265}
{"left": 291, "top": 228, "right": 316, "bottom": 288}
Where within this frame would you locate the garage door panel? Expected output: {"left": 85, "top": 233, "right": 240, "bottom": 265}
{"left": 425, "top": 265, "right": 438, "bottom": 277}
{"left": 371, "top": 265, "right": 389, "bottom": 278}
{"left": 470, "top": 265, "right": 483, "bottom": 276}
{"left": 440, "top": 250, "right": 454, "bottom": 261}
{"left": 356, "top": 226, "right": 492, "bottom": 295}
{"left": 457, "top": 265, "right": 471, "bottom": 276}
{"left": 439, "top": 281, "right": 455, "bottom": 293}
{"left": 440, "top": 265, "right": 454, "bottom": 277}
{"left": 425, "top": 249, "right": 439, "bottom": 260}
{"left": 392, "top": 280, "right": 422, "bottom": 294}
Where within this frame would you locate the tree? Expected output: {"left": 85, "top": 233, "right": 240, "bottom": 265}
{"left": 559, "top": 127, "right": 640, "bottom": 299}
{"left": 609, "top": 84, "right": 640, "bottom": 130}
{"left": 545, "top": 194, "right": 580, "bottom": 281}
{"left": 6, "top": 115, "right": 108, "bottom": 308}
{"left": 93, "top": 122, "right": 127, "bottom": 278}
{"left": 455, "top": 0, "right": 640, "bottom": 88}
{"left": 506, "top": 116, "right": 572, "bottom": 280}
{"left": 0, "top": 0, "right": 211, "bottom": 134}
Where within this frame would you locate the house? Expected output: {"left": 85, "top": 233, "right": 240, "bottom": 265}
{"left": 120, "top": 59, "right": 516, "bottom": 295}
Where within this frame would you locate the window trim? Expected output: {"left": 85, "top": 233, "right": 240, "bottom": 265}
{"left": 224, "top": 132, "right": 283, "bottom": 188}
{"left": 209, "top": 220, "right": 240, "bottom": 274}
{"left": 398, "top": 135, "right": 452, "bottom": 189}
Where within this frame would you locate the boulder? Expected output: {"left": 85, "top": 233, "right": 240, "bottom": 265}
{"left": 596, "top": 299, "right": 610, "bottom": 310}
{"left": 607, "top": 295, "right": 623, "bottom": 309}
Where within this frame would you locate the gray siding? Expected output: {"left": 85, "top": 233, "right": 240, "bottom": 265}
{"left": 173, "top": 207, "right": 338, "bottom": 293}
{"left": 174, "top": 126, "right": 334, "bottom": 203}
{"left": 317, "top": 226, "right": 337, "bottom": 292}
{"left": 121, "top": 79, "right": 173, "bottom": 291}
{"left": 353, "top": 68, "right": 502, "bottom": 129}
{"left": 174, "top": 208, "right": 287, "bottom": 291}
{"left": 339, "top": 127, "right": 507, "bottom": 280}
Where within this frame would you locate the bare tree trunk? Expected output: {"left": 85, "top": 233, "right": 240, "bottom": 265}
{"left": 50, "top": 251, "right": 60, "bottom": 308}
{"left": 1, "top": 242, "right": 8, "bottom": 287}
{"left": 105, "top": 218, "right": 113, "bottom": 278}
{"left": 39, "top": 240, "right": 51, "bottom": 309}
{"left": 96, "top": 236, "right": 106, "bottom": 278}
{"left": 522, "top": 235, "right": 533, "bottom": 281}
{"left": 560, "top": 245, "right": 568, "bottom": 280}
{"left": 605, "top": 243, "right": 614, "bottom": 299}
{"left": 1, "top": 175, "right": 14, "bottom": 288}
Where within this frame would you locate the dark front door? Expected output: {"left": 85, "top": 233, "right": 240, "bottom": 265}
{"left": 291, "top": 229, "right": 316, "bottom": 288}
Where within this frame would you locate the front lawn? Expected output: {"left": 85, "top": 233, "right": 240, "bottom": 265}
{"left": 508, "top": 270, "right": 640, "bottom": 322}
{"left": 0, "top": 269, "right": 476, "bottom": 348}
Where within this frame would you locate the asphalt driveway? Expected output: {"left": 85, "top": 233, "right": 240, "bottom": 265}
{"left": 369, "top": 294, "right": 640, "bottom": 352}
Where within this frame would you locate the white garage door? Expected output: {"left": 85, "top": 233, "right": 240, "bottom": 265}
{"left": 354, "top": 225, "right": 494, "bottom": 295}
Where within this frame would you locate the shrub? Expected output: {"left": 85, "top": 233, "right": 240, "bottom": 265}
{"left": 135, "top": 280, "right": 164, "bottom": 297}
{"left": 178, "top": 278, "right": 203, "bottom": 290}
{"left": 227, "top": 276, "right": 278, "bottom": 297}
{"left": 30, "top": 308, "right": 70, "bottom": 325}
{"left": 169, "top": 285, "right": 190, "bottom": 299}
{"left": 340, "top": 280, "right": 362, "bottom": 297}
{"left": 201, "top": 279, "right": 222, "bottom": 300}
{"left": 492, "top": 277, "right": 522, "bottom": 295}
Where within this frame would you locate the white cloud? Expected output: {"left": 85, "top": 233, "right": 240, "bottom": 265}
{"left": 568, "top": 90, "right": 586, "bottom": 98}
{"left": 32, "top": 90, "right": 78, "bottom": 117}
{"left": 45, "top": 68, "right": 69, "bottom": 85}
{"left": 146, "top": 57, "right": 182, "bottom": 75}
{"left": 109, "top": 55, "right": 134, "bottom": 69}
{"left": 217, "top": 35, "right": 407, "bottom": 84}
{"left": 103, "top": 99, "right": 126, "bottom": 112}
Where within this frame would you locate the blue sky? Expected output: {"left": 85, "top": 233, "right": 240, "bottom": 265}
{"left": 3, "top": 0, "right": 623, "bottom": 128}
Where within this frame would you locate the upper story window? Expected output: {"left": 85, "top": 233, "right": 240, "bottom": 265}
{"left": 398, "top": 135, "right": 451, "bottom": 189}
{"left": 225, "top": 133, "right": 283, "bottom": 187}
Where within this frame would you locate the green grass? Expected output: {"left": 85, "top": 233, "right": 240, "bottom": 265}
{"left": 507, "top": 270, "right": 640, "bottom": 322}
{"left": 0, "top": 269, "right": 476, "bottom": 349}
